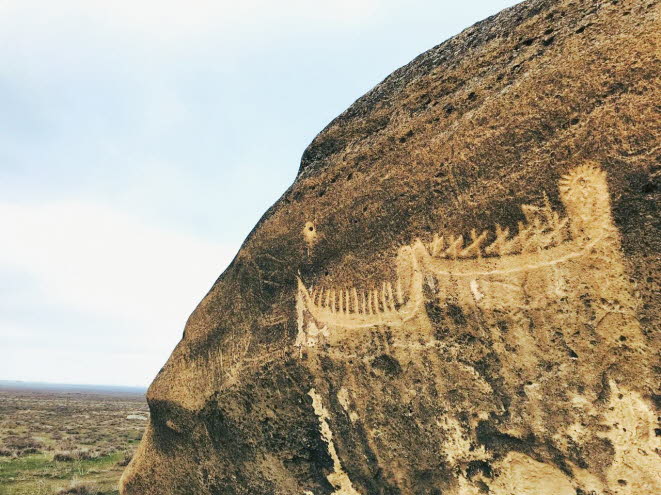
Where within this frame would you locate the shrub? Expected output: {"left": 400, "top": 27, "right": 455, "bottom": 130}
{"left": 53, "top": 449, "right": 97, "bottom": 462}
{"left": 56, "top": 480, "right": 99, "bottom": 494}
{"left": 117, "top": 451, "right": 132, "bottom": 467}
{"left": 53, "top": 451, "right": 75, "bottom": 462}
{"left": 19, "top": 447, "right": 41, "bottom": 455}
{"left": 74, "top": 449, "right": 97, "bottom": 460}
{"left": 4, "top": 435, "right": 43, "bottom": 451}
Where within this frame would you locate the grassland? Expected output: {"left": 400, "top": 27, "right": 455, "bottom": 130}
{"left": 0, "top": 384, "right": 148, "bottom": 495}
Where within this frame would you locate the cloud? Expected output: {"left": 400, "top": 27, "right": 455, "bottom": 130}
{"left": 0, "top": 0, "right": 523, "bottom": 387}
{"left": 0, "top": 1, "right": 381, "bottom": 46}
{"left": 0, "top": 200, "right": 237, "bottom": 387}
{"left": 0, "top": 201, "right": 235, "bottom": 328}
{"left": 0, "top": 345, "right": 159, "bottom": 387}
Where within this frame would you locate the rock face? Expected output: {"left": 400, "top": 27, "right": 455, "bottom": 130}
{"left": 120, "top": 1, "right": 660, "bottom": 493}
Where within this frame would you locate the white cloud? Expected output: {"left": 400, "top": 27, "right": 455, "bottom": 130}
{"left": 93, "top": 0, "right": 380, "bottom": 33}
{"left": 0, "top": 0, "right": 381, "bottom": 45}
{"left": 0, "top": 200, "right": 238, "bottom": 385}
{"left": 0, "top": 323, "right": 35, "bottom": 340}
{"left": 0, "top": 346, "right": 159, "bottom": 386}
{"left": 0, "top": 0, "right": 523, "bottom": 388}
{"left": 0, "top": 200, "right": 237, "bottom": 347}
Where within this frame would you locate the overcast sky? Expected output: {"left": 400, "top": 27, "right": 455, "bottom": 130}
{"left": 0, "top": 0, "right": 519, "bottom": 387}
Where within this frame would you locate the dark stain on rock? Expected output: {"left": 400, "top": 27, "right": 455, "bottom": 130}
{"left": 466, "top": 460, "right": 493, "bottom": 479}
{"left": 371, "top": 354, "right": 403, "bottom": 377}
{"left": 447, "top": 303, "right": 467, "bottom": 326}
{"left": 476, "top": 420, "right": 531, "bottom": 454}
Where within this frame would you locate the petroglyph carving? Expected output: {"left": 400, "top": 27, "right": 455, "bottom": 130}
{"left": 294, "top": 320, "right": 329, "bottom": 349}
{"left": 303, "top": 221, "right": 318, "bottom": 256}
{"left": 296, "top": 163, "right": 639, "bottom": 351}
{"left": 297, "top": 244, "right": 425, "bottom": 328}
{"left": 295, "top": 164, "right": 653, "bottom": 495}
{"left": 308, "top": 388, "right": 361, "bottom": 495}
{"left": 597, "top": 381, "right": 661, "bottom": 494}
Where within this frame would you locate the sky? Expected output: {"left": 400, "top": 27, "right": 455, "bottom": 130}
{"left": 0, "top": 0, "right": 519, "bottom": 387}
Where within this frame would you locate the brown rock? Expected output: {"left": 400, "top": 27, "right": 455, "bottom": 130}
{"left": 120, "top": 0, "right": 660, "bottom": 493}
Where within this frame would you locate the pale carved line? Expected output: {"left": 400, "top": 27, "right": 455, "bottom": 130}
{"left": 296, "top": 246, "right": 426, "bottom": 332}
{"left": 308, "top": 388, "right": 361, "bottom": 495}
{"left": 296, "top": 164, "right": 624, "bottom": 347}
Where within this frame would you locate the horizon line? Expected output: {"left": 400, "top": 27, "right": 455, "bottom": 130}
{"left": 0, "top": 378, "right": 148, "bottom": 391}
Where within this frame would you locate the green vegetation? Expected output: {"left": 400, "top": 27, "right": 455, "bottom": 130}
{"left": 0, "top": 387, "right": 147, "bottom": 495}
{"left": 0, "top": 452, "right": 123, "bottom": 494}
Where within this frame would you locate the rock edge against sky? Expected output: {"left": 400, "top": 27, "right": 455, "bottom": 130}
{"left": 121, "top": 0, "right": 660, "bottom": 493}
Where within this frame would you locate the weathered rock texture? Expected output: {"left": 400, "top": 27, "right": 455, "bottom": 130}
{"left": 120, "top": 0, "right": 660, "bottom": 493}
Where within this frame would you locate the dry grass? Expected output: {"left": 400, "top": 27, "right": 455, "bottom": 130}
{"left": 56, "top": 479, "right": 101, "bottom": 495}
{"left": 0, "top": 386, "right": 147, "bottom": 495}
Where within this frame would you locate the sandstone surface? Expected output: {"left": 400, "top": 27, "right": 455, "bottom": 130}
{"left": 121, "top": 0, "right": 660, "bottom": 493}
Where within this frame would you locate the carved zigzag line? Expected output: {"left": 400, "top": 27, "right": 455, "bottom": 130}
{"left": 297, "top": 163, "right": 615, "bottom": 328}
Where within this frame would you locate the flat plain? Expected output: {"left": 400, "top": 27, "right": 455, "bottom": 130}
{"left": 0, "top": 383, "right": 147, "bottom": 495}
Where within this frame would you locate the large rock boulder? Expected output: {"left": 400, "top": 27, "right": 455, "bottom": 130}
{"left": 120, "top": 0, "right": 660, "bottom": 493}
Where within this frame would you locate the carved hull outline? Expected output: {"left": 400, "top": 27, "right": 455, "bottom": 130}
{"left": 297, "top": 244, "right": 426, "bottom": 331}
{"left": 296, "top": 164, "right": 624, "bottom": 348}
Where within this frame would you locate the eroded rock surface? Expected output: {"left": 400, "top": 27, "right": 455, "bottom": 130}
{"left": 121, "top": 0, "right": 660, "bottom": 493}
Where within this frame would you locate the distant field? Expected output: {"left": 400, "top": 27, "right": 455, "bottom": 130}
{"left": 0, "top": 383, "right": 148, "bottom": 495}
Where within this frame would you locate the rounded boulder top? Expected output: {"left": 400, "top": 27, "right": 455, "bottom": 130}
{"left": 120, "top": 0, "right": 660, "bottom": 494}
